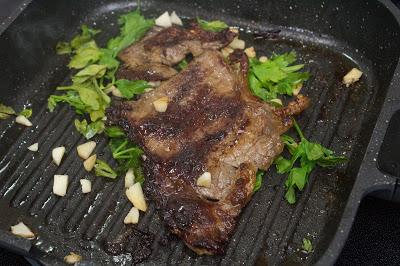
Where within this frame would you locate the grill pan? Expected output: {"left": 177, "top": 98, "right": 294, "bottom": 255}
{"left": 0, "top": 0, "right": 400, "bottom": 265}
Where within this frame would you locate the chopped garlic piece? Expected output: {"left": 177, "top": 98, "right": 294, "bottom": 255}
{"left": 229, "top": 37, "right": 245, "bottom": 50}
{"left": 53, "top": 174, "right": 68, "bottom": 196}
{"left": 15, "top": 115, "right": 32, "bottom": 127}
{"left": 10, "top": 222, "right": 35, "bottom": 239}
{"left": 126, "top": 183, "right": 147, "bottom": 212}
{"left": 83, "top": 154, "right": 97, "bottom": 172}
{"left": 343, "top": 68, "right": 363, "bottom": 87}
{"left": 244, "top": 47, "right": 256, "bottom": 58}
{"left": 27, "top": 143, "right": 38, "bottom": 152}
{"left": 170, "top": 11, "right": 183, "bottom": 26}
{"left": 155, "top": 11, "right": 172, "bottom": 28}
{"left": 197, "top": 172, "right": 212, "bottom": 188}
{"left": 125, "top": 168, "right": 135, "bottom": 188}
{"left": 77, "top": 141, "right": 96, "bottom": 159}
{"left": 259, "top": 56, "right": 268, "bottom": 63}
{"left": 52, "top": 146, "right": 66, "bottom": 166}
{"left": 229, "top": 27, "right": 239, "bottom": 34}
{"left": 80, "top": 179, "right": 92, "bottom": 194}
{"left": 221, "top": 47, "right": 234, "bottom": 58}
{"left": 124, "top": 207, "right": 140, "bottom": 224}
{"left": 153, "top": 97, "right": 169, "bottom": 112}
{"left": 64, "top": 252, "right": 82, "bottom": 264}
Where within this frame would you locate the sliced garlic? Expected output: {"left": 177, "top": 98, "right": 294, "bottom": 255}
{"left": 343, "top": 68, "right": 363, "bottom": 87}
{"left": 229, "top": 27, "right": 239, "bottom": 34}
{"left": 170, "top": 11, "right": 183, "bottom": 26}
{"left": 124, "top": 207, "right": 140, "bottom": 224}
{"left": 269, "top": 98, "right": 283, "bottom": 106}
{"left": 10, "top": 222, "right": 35, "bottom": 239}
{"left": 80, "top": 179, "right": 92, "bottom": 194}
{"left": 53, "top": 174, "right": 68, "bottom": 197}
{"left": 293, "top": 83, "right": 303, "bottom": 96}
{"left": 197, "top": 172, "right": 212, "bottom": 188}
{"left": 83, "top": 154, "right": 97, "bottom": 172}
{"left": 221, "top": 47, "right": 234, "bottom": 58}
{"left": 126, "top": 183, "right": 147, "bottom": 212}
{"left": 27, "top": 143, "right": 38, "bottom": 152}
{"left": 125, "top": 168, "right": 135, "bottom": 188}
{"left": 64, "top": 252, "right": 82, "bottom": 264}
{"left": 155, "top": 11, "right": 172, "bottom": 28}
{"left": 52, "top": 146, "right": 66, "bottom": 166}
{"left": 229, "top": 37, "right": 245, "bottom": 50}
{"left": 244, "top": 47, "right": 256, "bottom": 58}
{"left": 15, "top": 115, "right": 32, "bottom": 127}
{"left": 77, "top": 141, "right": 96, "bottom": 159}
{"left": 153, "top": 97, "right": 169, "bottom": 112}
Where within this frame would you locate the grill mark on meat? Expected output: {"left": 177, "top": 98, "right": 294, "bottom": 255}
{"left": 107, "top": 50, "right": 309, "bottom": 255}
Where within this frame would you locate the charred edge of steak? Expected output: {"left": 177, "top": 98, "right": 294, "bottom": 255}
{"left": 143, "top": 23, "right": 237, "bottom": 50}
{"left": 273, "top": 94, "right": 311, "bottom": 130}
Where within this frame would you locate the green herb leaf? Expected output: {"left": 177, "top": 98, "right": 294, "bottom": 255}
{"left": 19, "top": 108, "right": 32, "bottom": 118}
{"left": 104, "top": 126, "right": 126, "bottom": 138}
{"left": 48, "top": 91, "right": 87, "bottom": 113}
{"left": 302, "top": 238, "right": 313, "bottom": 253}
{"left": 276, "top": 119, "right": 347, "bottom": 204}
{"left": 56, "top": 42, "right": 72, "bottom": 55}
{"left": 0, "top": 103, "right": 16, "bottom": 119}
{"left": 177, "top": 59, "right": 188, "bottom": 70}
{"left": 248, "top": 51, "right": 310, "bottom": 101}
{"left": 72, "top": 64, "right": 107, "bottom": 84}
{"left": 74, "top": 119, "right": 105, "bottom": 139}
{"left": 70, "top": 25, "right": 101, "bottom": 50}
{"left": 68, "top": 40, "right": 102, "bottom": 69}
{"left": 107, "top": 9, "right": 154, "bottom": 57}
{"left": 94, "top": 159, "right": 117, "bottom": 179}
{"left": 197, "top": 17, "right": 228, "bottom": 32}
{"left": 115, "top": 79, "right": 151, "bottom": 99}
{"left": 253, "top": 170, "right": 265, "bottom": 192}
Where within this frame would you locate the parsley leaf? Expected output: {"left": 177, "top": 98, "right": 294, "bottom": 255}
{"left": 177, "top": 59, "right": 188, "bottom": 70}
{"left": 0, "top": 103, "right": 16, "bottom": 119}
{"left": 302, "top": 238, "right": 313, "bottom": 254}
{"left": 197, "top": 17, "right": 228, "bottom": 32}
{"left": 107, "top": 9, "right": 154, "bottom": 57}
{"left": 115, "top": 79, "right": 152, "bottom": 99}
{"left": 248, "top": 51, "right": 310, "bottom": 101}
{"left": 74, "top": 119, "right": 105, "bottom": 139}
{"left": 19, "top": 108, "right": 32, "bottom": 118}
{"left": 56, "top": 42, "right": 72, "bottom": 55}
{"left": 94, "top": 159, "right": 117, "bottom": 179}
{"left": 253, "top": 170, "right": 265, "bottom": 192}
{"left": 108, "top": 134, "right": 145, "bottom": 184}
{"left": 275, "top": 120, "right": 346, "bottom": 204}
{"left": 68, "top": 40, "right": 102, "bottom": 69}
{"left": 104, "top": 126, "right": 126, "bottom": 138}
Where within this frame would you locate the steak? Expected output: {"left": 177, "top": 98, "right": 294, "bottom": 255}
{"left": 107, "top": 50, "right": 310, "bottom": 255}
{"left": 116, "top": 23, "right": 237, "bottom": 82}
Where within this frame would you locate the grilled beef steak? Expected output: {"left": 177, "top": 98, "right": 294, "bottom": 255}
{"left": 116, "top": 23, "right": 237, "bottom": 82}
{"left": 108, "top": 50, "right": 310, "bottom": 255}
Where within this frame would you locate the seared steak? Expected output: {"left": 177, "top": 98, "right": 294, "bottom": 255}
{"left": 116, "top": 24, "right": 237, "bottom": 81}
{"left": 107, "top": 50, "right": 309, "bottom": 255}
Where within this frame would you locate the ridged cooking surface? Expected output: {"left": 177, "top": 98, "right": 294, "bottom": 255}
{"left": 0, "top": 3, "right": 379, "bottom": 266}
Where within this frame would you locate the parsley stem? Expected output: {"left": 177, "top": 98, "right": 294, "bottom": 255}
{"left": 292, "top": 119, "right": 305, "bottom": 140}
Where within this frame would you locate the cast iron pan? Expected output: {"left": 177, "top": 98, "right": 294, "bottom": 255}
{"left": 0, "top": 0, "right": 399, "bottom": 265}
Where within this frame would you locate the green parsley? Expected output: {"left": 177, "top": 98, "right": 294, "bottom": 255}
{"left": 248, "top": 51, "right": 310, "bottom": 102}
{"left": 0, "top": 103, "right": 16, "bottom": 120}
{"left": 253, "top": 170, "right": 265, "bottom": 192}
{"left": 19, "top": 108, "right": 32, "bottom": 118}
{"left": 106, "top": 128, "right": 145, "bottom": 184}
{"left": 107, "top": 9, "right": 154, "bottom": 57}
{"left": 197, "top": 17, "right": 228, "bottom": 32}
{"left": 74, "top": 119, "right": 105, "bottom": 139}
{"left": 302, "top": 238, "right": 313, "bottom": 254}
{"left": 177, "top": 59, "right": 188, "bottom": 70}
{"left": 115, "top": 79, "right": 152, "bottom": 99}
{"left": 274, "top": 120, "right": 346, "bottom": 204}
{"left": 94, "top": 159, "right": 117, "bottom": 179}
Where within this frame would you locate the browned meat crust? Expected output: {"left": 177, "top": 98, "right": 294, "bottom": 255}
{"left": 116, "top": 24, "right": 237, "bottom": 81}
{"left": 107, "top": 50, "right": 309, "bottom": 255}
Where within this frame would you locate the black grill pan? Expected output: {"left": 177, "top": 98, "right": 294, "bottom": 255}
{"left": 0, "top": 0, "right": 400, "bottom": 265}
